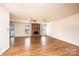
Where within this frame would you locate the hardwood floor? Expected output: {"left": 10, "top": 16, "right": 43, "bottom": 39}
{"left": 1, "top": 36, "right": 79, "bottom": 56}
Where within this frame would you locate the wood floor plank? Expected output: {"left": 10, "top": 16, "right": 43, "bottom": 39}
{"left": 1, "top": 36, "right": 79, "bottom": 56}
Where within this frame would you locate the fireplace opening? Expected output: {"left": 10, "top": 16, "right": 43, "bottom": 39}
{"left": 33, "top": 31, "right": 39, "bottom": 35}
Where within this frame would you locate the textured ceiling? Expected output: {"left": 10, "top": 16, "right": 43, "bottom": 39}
{"left": 2, "top": 3, "right": 79, "bottom": 22}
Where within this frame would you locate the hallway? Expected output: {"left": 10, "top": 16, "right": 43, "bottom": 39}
{"left": 2, "top": 36, "right": 79, "bottom": 56}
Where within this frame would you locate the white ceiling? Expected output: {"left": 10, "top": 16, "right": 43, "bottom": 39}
{"left": 1, "top": 3, "right": 79, "bottom": 22}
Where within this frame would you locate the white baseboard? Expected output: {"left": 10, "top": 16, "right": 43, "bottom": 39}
{"left": 0, "top": 47, "right": 9, "bottom": 55}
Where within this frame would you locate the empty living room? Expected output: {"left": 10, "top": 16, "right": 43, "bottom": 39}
{"left": 0, "top": 3, "right": 79, "bottom": 56}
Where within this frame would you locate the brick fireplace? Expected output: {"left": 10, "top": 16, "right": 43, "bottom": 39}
{"left": 31, "top": 23, "right": 40, "bottom": 36}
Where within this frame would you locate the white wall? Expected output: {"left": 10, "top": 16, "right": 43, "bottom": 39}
{"left": 14, "top": 22, "right": 31, "bottom": 37}
{"left": 14, "top": 22, "right": 26, "bottom": 37}
{"left": 47, "top": 13, "right": 79, "bottom": 46}
{"left": 0, "top": 6, "right": 9, "bottom": 55}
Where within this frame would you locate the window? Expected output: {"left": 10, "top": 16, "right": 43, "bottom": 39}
{"left": 10, "top": 22, "right": 15, "bottom": 47}
{"left": 41, "top": 24, "right": 47, "bottom": 35}
{"left": 25, "top": 24, "right": 31, "bottom": 36}
{"left": 10, "top": 22, "right": 14, "bottom": 38}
